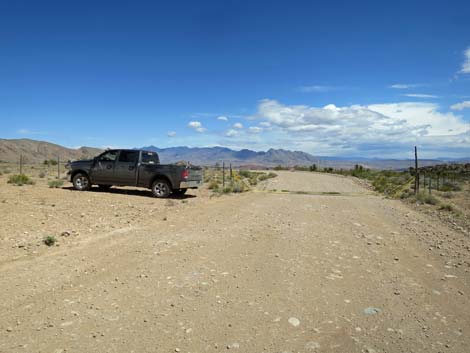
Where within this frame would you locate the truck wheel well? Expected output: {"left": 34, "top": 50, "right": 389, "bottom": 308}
{"left": 150, "top": 175, "right": 173, "bottom": 190}
{"left": 71, "top": 170, "right": 89, "bottom": 180}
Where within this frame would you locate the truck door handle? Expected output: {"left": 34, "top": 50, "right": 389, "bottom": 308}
{"left": 106, "top": 165, "right": 112, "bottom": 169}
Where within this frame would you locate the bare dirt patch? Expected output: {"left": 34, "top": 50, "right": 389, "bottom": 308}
{"left": 1, "top": 170, "right": 469, "bottom": 353}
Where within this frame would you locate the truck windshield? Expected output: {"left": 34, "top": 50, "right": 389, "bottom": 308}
{"left": 141, "top": 151, "right": 159, "bottom": 165}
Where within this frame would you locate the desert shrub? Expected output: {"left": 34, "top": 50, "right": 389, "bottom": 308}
{"left": 0, "top": 170, "right": 2, "bottom": 176}
{"left": 208, "top": 180, "right": 220, "bottom": 190}
{"left": 415, "top": 193, "right": 439, "bottom": 205}
{"left": 43, "top": 235, "right": 56, "bottom": 247}
{"left": 440, "top": 182, "right": 462, "bottom": 192}
{"left": 38, "top": 171, "right": 46, "bottom": 178}
{"left": 48, "top": 180, "right": 64, "bottom": 188}
{"left": 7, "top": 174, "right": 35, "bottom": 186}
{"left": 231, "top": 181, "right": 245, "bottom": 193}
{"left": 3, "top": 168, "right": 11, "bottom": 174}
{"left": 400, "top": 190, "right": 414, "bottom": 199}
{"left": 43, "top": 159, "right": 58, "bottom": 166}
{"left": 259, "top": 172, "right": 277, "bottom": 181}
{"left": 238, "top": 170, "right": 252, "bottom": 178}
{"left": 441, "top": 192, "right": 454, "bottom": 199}
{"left": 439, "top": 204, "right": 454, "bottom": 212}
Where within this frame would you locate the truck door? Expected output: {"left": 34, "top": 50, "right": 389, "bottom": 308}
{"left": 91, "top": 150, "right": 119, "bottom": 184}
{"left": 114, "top": 150, "right": 139, "bottom": 186}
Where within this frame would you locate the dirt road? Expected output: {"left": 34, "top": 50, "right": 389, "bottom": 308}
{"left": 1, "top": 171, "right": 469, "bottom": 353}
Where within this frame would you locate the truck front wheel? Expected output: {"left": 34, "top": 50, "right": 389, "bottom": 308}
{"left": 72, "top": 173, "right": 91, "bottom": 191}
{"left": 151, "top": 179, "right": 171, "bottom": 198}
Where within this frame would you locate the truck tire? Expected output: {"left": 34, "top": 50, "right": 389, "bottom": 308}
{"left": 151, "top": 179, "right": 171, "bottom": 198}
{"left": 172, "top": 188, "right": 187, "bottom": 196}
{"left": 72, "top": 173, "right": 91, "bottom": 191}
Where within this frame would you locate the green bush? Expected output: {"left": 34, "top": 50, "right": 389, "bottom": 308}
{"left": 208, "top": 180, "right": 220, "bottom": 190}
{"left": 7, "top": 174, "right": 35, "bottom": 186}
{"left": 238, "top": 170, "right": 252, "bottom": 178}
{"left": 43, "top": 159, "right": 58, "bottom": 166}
{"left": 259, "top": 172, "right": 277, "bottom": 181}
{"left": 48, "top": 180, "right": 64, "bottom": 188}
{"left": 231, "top": 181, "right": 245, "bottom": 193}
{"left": 439, "top": 204, "right": 454, "bottom": 212}
{"left": 440, "top": 182, "right": 462, "bottom": 192}
{"left": 43, "top": 235, "right": 56, "bottom": 247}
{"left": 441, "top": 192, "right": 454, "bottom": 199}
{"left": 415, "top": 192, "right": 439, "bottom": 205}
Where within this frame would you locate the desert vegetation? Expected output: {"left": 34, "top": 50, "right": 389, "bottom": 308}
{"left": 204, "top": 168, "right": 277, "bottom": 194}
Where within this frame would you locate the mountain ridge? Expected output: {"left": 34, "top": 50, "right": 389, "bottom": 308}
{"left": 0, "top": 138, "right": 468, "bottom": 169}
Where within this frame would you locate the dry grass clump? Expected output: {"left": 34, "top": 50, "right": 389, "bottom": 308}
{"left": 8, "top": 174, "right": 35, "bottom": 186}
{"left": 48, "top": 180, "right": 64, "bottom": 188}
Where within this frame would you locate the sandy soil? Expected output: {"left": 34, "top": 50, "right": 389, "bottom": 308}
{"left": 0, "top": 171, "right": 469, "bottom": 353}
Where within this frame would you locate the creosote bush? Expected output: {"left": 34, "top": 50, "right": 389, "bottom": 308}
{"left": 415, "top": 192, "right": 439, "bottom": 205}
{"left": 38, "top": 171, "right": 46, "bottom": 178}
{"left": 440, "top": 182, "right": 462, "bottom": 192}
{"left": 439, "top": 204, "right": 454, "bottom": 212}
{"left": 7, "top": 174, "right": 35, "bottom": 186}
{"left": 43, "top": 236, "right": 56, "bottom": 247}
{"left": 48, "top": 180, "right": 64, "bottom": 188}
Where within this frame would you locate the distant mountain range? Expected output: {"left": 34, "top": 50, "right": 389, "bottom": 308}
{"left": 0, "top": 138, "right": 468, "bottom": 170}
{"left": 142, "top": 145, "right": 468, "bottom": 169}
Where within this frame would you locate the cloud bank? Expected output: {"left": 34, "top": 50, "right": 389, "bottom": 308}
{"left": 249, "top": 99, "right": 469, "bottom": 157}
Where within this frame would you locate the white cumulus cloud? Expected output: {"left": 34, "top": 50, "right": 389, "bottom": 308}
{"left": 187, "top": 121, "right": 206, "bottom": 133}
{"left": 460, "top": 47, "right": 470, "bottom": 74}
{"left": 167, "top": 131, "right": 177, "bottom": 137}
{"left": 248, "top": 126, "right": 263, "bottom": 134}
{"left": 233, "top": 122, "right": 243, "bottom": 129}
{"left": 225, "top": 129, "right": 239, "bottom": 137}
{"left": 451, "top": 101, "right": 470, "bottom": 111}
{"left": 217, "top": 116, "right": 228, "bottom": 121}
{"left": 251, "top": 99, "right": 469, "bottom": 156}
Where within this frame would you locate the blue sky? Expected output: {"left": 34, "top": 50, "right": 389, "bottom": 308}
{"left": 1, "top": 0, "right": 469, "bottom": 158}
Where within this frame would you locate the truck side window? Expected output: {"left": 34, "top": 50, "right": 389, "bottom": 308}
{"left": 118, "top": 151, "right": 139, "bottom": 163}
{"left": 142, "top": 152, "right": 159, "bottom": 164}
{"left": 98, "top": 151, "right": 118, "bottom": 161}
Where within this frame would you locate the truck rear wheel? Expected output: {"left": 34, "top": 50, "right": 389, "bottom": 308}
{"left": 72, "top": 173, "right": 91, "bottom": 191}
{"left": 151, "top": 179, "right": 171, "bottom": 198}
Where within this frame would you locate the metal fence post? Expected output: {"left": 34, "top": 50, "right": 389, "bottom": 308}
{"left": 222, "top": 161, "right": 225, "bottom": 188}
{"left": 414, "top": 146, "right": 419, "bottom": 194}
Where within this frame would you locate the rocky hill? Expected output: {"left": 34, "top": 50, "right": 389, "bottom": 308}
{"left": 0, "top": 139, "right": 102, "bottom": 164}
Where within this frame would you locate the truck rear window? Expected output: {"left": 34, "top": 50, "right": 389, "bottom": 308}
{"left": 141, "top": 151, "right": 159, "bottom": 164}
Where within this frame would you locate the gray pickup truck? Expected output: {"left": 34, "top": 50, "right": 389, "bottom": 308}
{"left": 66, "top": 149, "right": 203, "bottom": 198}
